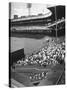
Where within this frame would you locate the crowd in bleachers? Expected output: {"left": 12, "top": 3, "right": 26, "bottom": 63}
{"left": 17, "top": 38, "right": 65, "bottom": 67}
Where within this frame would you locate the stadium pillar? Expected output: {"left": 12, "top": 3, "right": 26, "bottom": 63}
{"left": 55, "top": 6, "right": 58, "bottom": 41}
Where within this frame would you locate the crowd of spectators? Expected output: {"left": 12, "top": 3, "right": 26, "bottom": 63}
{"left": 15, "top": 38, "right": 65, "bottom": 82}
{"left": 29, "top": 71, "right": 47, "bottom": 82}
{"left": 17, "top": 38, "right": 65, "bottom": 67}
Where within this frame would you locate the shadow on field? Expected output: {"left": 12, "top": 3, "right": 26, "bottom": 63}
{"left": 10, "top": 32, "right": 51, "bottom": 39}
{"left": 10, "top": 29, "right": 65, "bottom": 39}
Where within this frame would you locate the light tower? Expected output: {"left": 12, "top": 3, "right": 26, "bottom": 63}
{"left": 27, "top": 3, "right": 32, "bottom": 16}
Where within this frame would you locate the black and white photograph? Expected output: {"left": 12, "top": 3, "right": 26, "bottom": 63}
{"left": 9, "top": 2, "right": 65, "bottom": 88}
